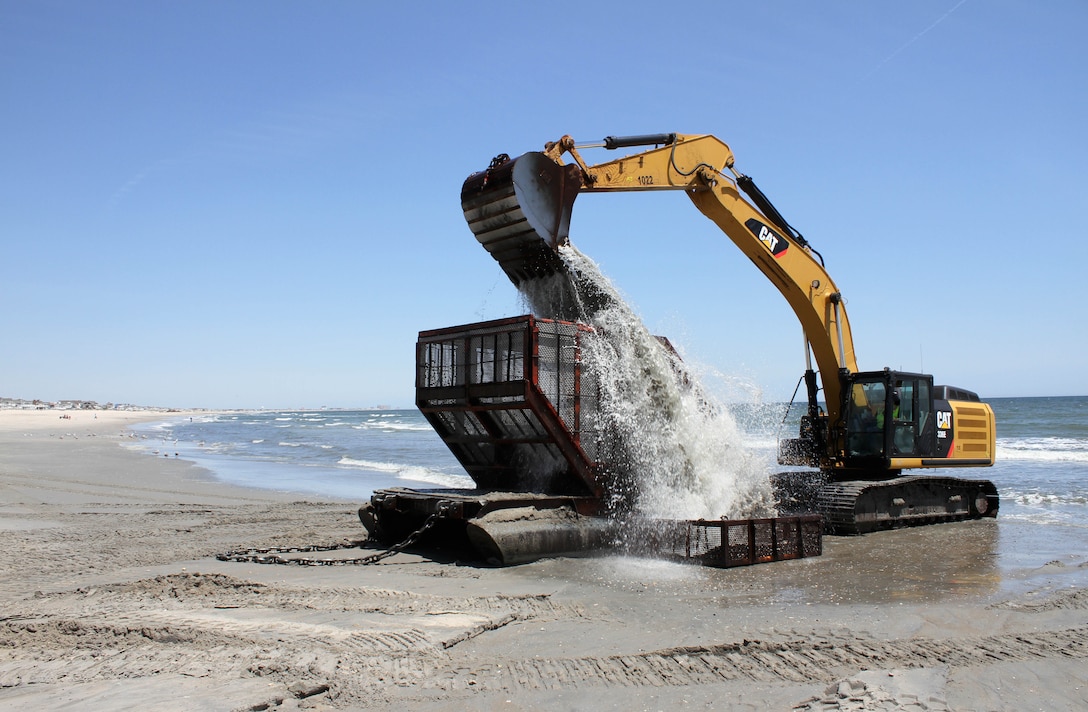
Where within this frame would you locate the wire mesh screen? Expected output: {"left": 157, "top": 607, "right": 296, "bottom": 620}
{"left": 661, "top": 516, "right": 823, "bottom": 568}
{"left": 417, "top": 317, "right": 599, "bottom": 444}
{"left": 535, "top": 321, "right": 578, "bottom": 430}
{"left": 416, "top": 316, "right": 602, "bottom": 496}
{"left": 469, "top": 328, "right": 525, "bottom": 385}
{"left": 419, "top": 341, "right": 462, "bottom": 388}
{"left": 418, "top": 320, "right": 527, "bottom": 389}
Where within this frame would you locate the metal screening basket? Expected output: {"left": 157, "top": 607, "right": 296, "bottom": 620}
{"left": 660, "top": 515, "right": 823, "bottom": 568}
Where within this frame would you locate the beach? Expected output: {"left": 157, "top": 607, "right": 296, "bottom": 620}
{"left": 1, "top": 409, "right": 1086, "bottom": 711}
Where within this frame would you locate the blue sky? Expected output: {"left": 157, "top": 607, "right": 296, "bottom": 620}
{"left": 3, "top": 1, "right": 1086, "bottom": 409}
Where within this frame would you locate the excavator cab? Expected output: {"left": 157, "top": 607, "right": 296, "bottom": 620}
{"left": 844, "top": 371, "right": 934, "bottom": 466}
{"left": 840, "top": 368, "right": 999, "bottom": 475}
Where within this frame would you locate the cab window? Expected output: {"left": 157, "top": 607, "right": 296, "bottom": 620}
{"left": 846, "top": 380, "right": 886, "bottom": 457}
{"left": 892, "top": 379, "right": 915, "bottom": 455}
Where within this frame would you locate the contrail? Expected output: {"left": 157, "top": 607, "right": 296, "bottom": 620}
{"left": 863, "top": 0, "right": 969, "bottom": 80}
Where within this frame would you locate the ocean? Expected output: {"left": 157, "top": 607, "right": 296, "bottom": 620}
{"left": 127, "top": 409, "right": 474, "bottom": 501}
{"left": 127, "top": 395, "right": 1088, "bottom": 532}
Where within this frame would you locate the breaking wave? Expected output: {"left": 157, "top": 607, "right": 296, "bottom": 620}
{"left": 997, "top": 437, "right": 1088, "bottom": 464}
{"left": 337, "top": 457, "right": 473, "bottom": 489}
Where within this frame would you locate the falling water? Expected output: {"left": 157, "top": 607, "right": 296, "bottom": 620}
{"left": 519, "top": 244, "right": 776, "bottom": 521}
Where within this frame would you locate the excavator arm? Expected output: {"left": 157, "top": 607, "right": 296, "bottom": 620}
{"left": 563, "top": 134, "right": 857, "bottom": 396}
{"left": 464, "top": 133, "right": 857, "bottom": 442}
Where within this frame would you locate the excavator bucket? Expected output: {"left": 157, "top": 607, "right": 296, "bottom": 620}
{"left": 461, "top": 152, "right": 583, "bottom": 286}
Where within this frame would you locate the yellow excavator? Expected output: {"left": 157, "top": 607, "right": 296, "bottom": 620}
{"left": 459, "top": 133, "right": 999, "bottom": 534}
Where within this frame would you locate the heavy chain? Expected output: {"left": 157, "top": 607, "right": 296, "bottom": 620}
{"left": 215, "top": 512, "right": 442, "bottom": 566}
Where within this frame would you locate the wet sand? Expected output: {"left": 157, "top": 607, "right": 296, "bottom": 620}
{"left": 1, "top": 409, "right": 1086, "bottom": 711}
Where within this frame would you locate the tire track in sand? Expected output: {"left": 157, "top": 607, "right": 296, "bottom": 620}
{"left": 4, "top": 571, "right": 1087, "bottom": 703}
{"left": 406, "top": 625, "right": 1088, "bottom": 692}
{"left": 0, "top": 573, "right": 586, "bottom": 693}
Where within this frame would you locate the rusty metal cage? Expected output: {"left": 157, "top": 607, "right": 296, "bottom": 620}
{"left": 416, "top": 315, "right": 603, "bottom": 498}
{"left": 663, "top": 515, "right": 823, "bottom": 568}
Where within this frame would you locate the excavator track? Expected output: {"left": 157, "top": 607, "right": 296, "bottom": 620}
{"left": 817, "top": 476, "right": 999, "bottom": 535}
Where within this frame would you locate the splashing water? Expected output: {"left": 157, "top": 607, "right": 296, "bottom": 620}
{"left": 519, "top": 244, "right": 776, "bottom": 521}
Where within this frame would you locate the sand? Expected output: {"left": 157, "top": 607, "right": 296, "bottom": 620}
{"left": 1, "top": 409, "right": 1086, "bottom": 711}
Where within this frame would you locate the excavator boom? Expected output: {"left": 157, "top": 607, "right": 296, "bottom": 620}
{"left": 462, "top": 134, "right": 858, "bottom": 431}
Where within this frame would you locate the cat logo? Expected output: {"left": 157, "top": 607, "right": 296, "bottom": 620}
{"left": 744, "top": 218, "right": 789, "bottom": 257}
{"left": 758, "top": 225, "right": 779, "bottom": 251}
{"left": 937, "top": 411, "right": 952, "bottom": 429}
